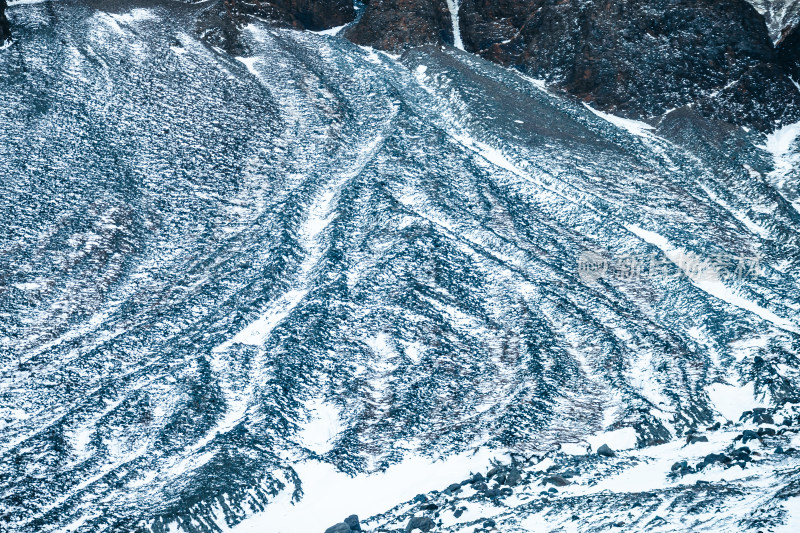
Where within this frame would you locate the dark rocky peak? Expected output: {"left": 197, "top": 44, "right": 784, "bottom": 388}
{"left": 1, "top": 0, "right": 11, "bottom": 45}
{"left": 345, "top": 0, "right": 454, "bottom": 50}
{"left": 456, "top": 0, "right": 800, "bottom": 130}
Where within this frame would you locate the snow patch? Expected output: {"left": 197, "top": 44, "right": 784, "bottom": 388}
{"left": 587, "top": 427, "right": 638, "bottom": 452}
{"left": 584, "top": 103, "right": 654, "bottom": 138}
{"left": 708, "top": 381, "right": 767, "bottom": 421}
{"left": 230, "top": 449, "right": 503, "bottom": 533}
{"left": 299, "top": 399, "right": 343, "bottom": 455}
{"left": 236, "top": 56, "right": 260, "bottom": 77}
{"left": 627, "top": 224, "right": 799, "bottom": 334}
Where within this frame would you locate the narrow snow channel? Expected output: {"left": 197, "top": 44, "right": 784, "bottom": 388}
{"left": 446, "top": 0, "right": 464, "bottom": 50}
{"left": 627, "top": 224, "right": 799, "bottom": 334}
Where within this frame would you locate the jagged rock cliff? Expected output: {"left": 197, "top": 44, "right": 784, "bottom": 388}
{"left": 345, "top": 0, "right": 454, "bottom": 50}
{"left": 456, "top": 0, "right": 800, "bottom": 130}
{"left": 346, "top": 0, "right": 800, "bottom": 131}
{"left": 778, "top": 22, "right": 800, "bottom": 77}
{"left": 1, "top": 0, "right": 11, "bottom": 45}
{"left": 202, "top": 0, "right": 355, "bottom": 32}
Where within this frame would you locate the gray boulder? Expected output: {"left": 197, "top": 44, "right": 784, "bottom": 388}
{"left": 597, "top": 444, "right": 616, "bottom": 457}
{"left": 324, "top": 524, "right": 351, "bottom": 533}
{"left": 344, "top": 514, "right": 361, "bottom": 531}
{"left": 406, "top": 516, "right": 436, "bottom": 532}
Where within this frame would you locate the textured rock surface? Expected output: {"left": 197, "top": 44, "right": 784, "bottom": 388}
{"left": 198, "top": 0, "right": 355, "bottom": 32}
{"left": 345, "top": 0, "right": 453, "bottom": 50}
{"left": 457, "top": 0, "right": 800, "bottom": 130}
{"left": 778, "top": 23, "right": 800, "bottom": 78}
{"left": 2, "top": 1, "right": 800, "bottom": 532}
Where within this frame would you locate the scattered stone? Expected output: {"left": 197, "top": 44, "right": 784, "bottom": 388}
{"left": 542, "top": 475, "right": 571, "bottom": 487}
{"left": 686, "top": 435, "right": 709, "bottom": 445}
{"left": 597, "top": 444, "right": 616, "bottom": 457}
{"left": 421, "top": 503, "right": 438, "bottom": 511}
{"left": 483, "top": 518, "right": 497, "bottom": 528}
{"left": 754, "top": 412, "right": 775, "bottom": 425}
{"left": 473, "top": 482, "right": 488, "bottom": 492}
{"left": 413, "top": 494, "right": 428, "bottom": 503}
{"left": 405, "top": 516, "right": 436, "bottom": 532}
{"left": 741, "top": 430, "right": 760, "bottom": 444}
{"left": 505, "top": 468, "right": 522, "bottom": 486}
{"left": 445, "top": 483, "right": 462, "bottom": 494}
{"left": 484, "top": 488, "right": 500, "bottom": 499}
{"left": 758, "top": 427, "right": 776, "bottom": 437}
{"left": 700, "top": 453, "right": 731, "bottom": 468}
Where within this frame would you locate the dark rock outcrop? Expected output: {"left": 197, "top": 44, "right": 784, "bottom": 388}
{"left": 346, "top": 0, "right": 453, "bottom": 50}
{"left": 204, "top": 0, "right": 354, "bottom": 35}
{"left": 597, "top": 444, "right": 616, "bottom": 458}
{"left": 778, "top": 23, "right": 800, "bottom": 78}
{"left": 324, "top": 523, "right": 352, "bottom": 533}
{"left": 457, "top": 0, "right": 800, "bottom": 130}
{"left": 405, "top": 516, "right": 436, "bottom": 532}
{"left": 1, "top": 0, "right": 11, "bottom": 45}
{"left": 344, "top": 514, "right": 361, "bottom": 531}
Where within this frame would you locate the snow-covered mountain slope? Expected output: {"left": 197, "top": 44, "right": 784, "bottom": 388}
{"left": 1, "top": 1, "right": 800, "bottom": 532}
{"left": 747, "top": 0, "right": 800, "bottom": 43}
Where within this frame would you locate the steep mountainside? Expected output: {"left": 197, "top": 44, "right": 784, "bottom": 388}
{"left": 1, "top": 1, "right": 800, "bottom": 532}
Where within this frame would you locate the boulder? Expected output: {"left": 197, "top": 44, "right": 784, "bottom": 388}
{"left": 324, "top": 524, "right": 351, "bottom": 533}
{"left": 741, "top": 430, "right": 760, "bottom": 444}
{"left": 405, "top": 516, "right": 436, "bottom": 532}
{"left": 753, "top": 412, "right": 775, "bottom": 425}
{"left": 597, "top": 444, "right": 616, "bottom": 457}
{"left": 344, "top": 514, "right": 361, "bottom": 531}
{"left": 505, "top": 467, "right": 522, "bottom": 486}
{"left": 671, "top": 460, "right": 688, "bottom": 472}
{"left": 758, "top": 427, "right": 777, "bottom": 437}
{"left": 445, "top": 483, "right": 461, "bottom": 494}
{"left": 701, "top": 453, "right": 731, "bottom": 468}
{"left": 686, "top": 435, "right": 709, "bottom": 445}
{"left": 542, "top": 475, "right": 570, "bottom": 487}
{"left": 471, "top": 472, "right": 486, "bottom": 484}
